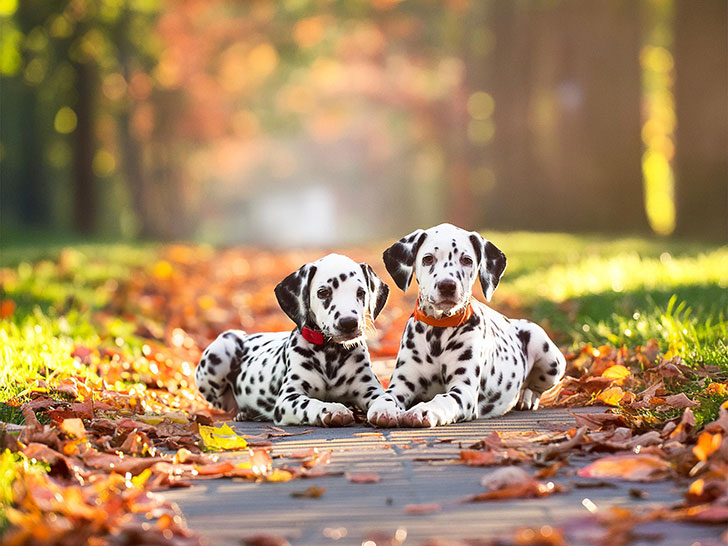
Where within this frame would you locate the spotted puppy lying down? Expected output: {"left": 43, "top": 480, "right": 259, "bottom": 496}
{"left": 368, "top": 223, "right": 566, "bottom": 428}
{"left": 195, "top": 254, "right": 396, "bottom": 426}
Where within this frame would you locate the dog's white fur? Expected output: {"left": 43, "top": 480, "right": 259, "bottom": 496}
{"left": 195, "top": 254, "right": 398, "bottom": 426}
{"left": 367, "top": 224, "right": 566, "bottom": 428}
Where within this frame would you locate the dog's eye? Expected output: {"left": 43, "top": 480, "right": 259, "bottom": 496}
{"left": 357, "top": 287, "right": 366, "bottom": 300}
{"left": 460, "top": 255, "right": 473, "bottom": 266}
{"left": 422, "top": 254, "right": 435, "bottom": 266}
{"left": 316, "top": 287, "right": 331, "bottom": 299}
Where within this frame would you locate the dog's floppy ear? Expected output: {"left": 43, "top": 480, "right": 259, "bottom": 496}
{"left": 469, "top": 232, "right": 506, "bottom": 301}
{"left": 360, "top": 263, "right": 390, "bottom": 319}
{"left": 382, "top": 229, "right": 427, "bottom": 292}
{"left": 274, "top": 263, "right": 317, "bottom": 329}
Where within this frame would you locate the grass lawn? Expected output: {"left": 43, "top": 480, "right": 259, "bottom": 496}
{"left": 1, "top": 232, "right": 726, "bottom": 411}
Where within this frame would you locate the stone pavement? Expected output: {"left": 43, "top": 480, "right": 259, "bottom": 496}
{"left": 164, "top": 408, "right": 722, "bottom": 546}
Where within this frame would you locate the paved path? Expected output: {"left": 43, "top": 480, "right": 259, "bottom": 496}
{"left": 164, "top": 408, "right": 722, "bottom": 546}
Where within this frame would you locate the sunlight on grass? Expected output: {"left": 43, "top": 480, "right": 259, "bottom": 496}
{"left": 0, "top": 309, "right": 102, "bottom": 402}
{"left": 506, "top": 247, "right": 727, "bottom": 303}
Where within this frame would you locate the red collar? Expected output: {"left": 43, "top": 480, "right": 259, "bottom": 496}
{"left": 412, "top": 298, "right": 474, "bottom": 328}
{"left": 301, "top": 327, "right": 325, "bottom": 345}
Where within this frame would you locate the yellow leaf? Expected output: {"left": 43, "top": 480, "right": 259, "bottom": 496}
{"left": 136, "top": 414, "right": 165, "bottom": 425}
{"left": 602, "top": 364, "right": 630, "bottom": 384}
{"left": 199, "top": 423, "right": 248, "bottom": 451}
{"left": 132, "top": 468, "right": 152, "bottom": 488}
{"left": 266, "top": 469, "right": 293, "bottom": 482}
{"left": 597, "top": 386, "right": 625, "bottom": 406}
{"left": 689, "top": 478, "right": 704, "bottom": 496}
{"left": 693, "top": 432, "right": 722, "bottom": 462}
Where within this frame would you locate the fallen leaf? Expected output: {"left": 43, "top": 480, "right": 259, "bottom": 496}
{"left": 290, "top": 486, "right": 326, "bottom": 498}
{"left": 198, "top": 423, "right": 248, "bottom": 451}
{"left": 345, "top": 472, "right": 380, "bottom": 483}
{"left": 663, "top": 393, "right": 698, "bottom": 409}
{"left": 404, "top": 503, "right": 442, "bottom": 515}
{"left": 578, "top": 454, "right": 670, "bottom": 482}
{"left": 692, "top": 432, "right": 722, "bottom": 462}
{"left": 597, "top": 386, "right": 625, "bottom": 406}
{"left": 601, "top": 365, "right": 630, "bottom": 383}
{"left": 480, "top": 467, "right": 532, "bottom": 490}
{"left": 459, "top": 450, "right": 498, "bottom": 466}
{"left": 59, "top": 418, "right": 86, "bottom": 440}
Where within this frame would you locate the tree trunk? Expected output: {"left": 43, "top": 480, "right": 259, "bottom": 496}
{"left": 71, "top": 60, "right": 96, "bottom": 235}
{"left": 673, "top": 0, "right": 728, "bottom": 241}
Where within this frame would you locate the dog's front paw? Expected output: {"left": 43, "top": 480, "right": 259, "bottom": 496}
{"left": 401, "top": 403, "right": 438, "bottom": 428}
{"left": 517, "top": 387, "right": 541, "bottom": 411}
{"left": 367, "top": 399, "right": 402, "bottom": 428}
{"left": 320, "top": 403, "right": 355, "bottom": 427}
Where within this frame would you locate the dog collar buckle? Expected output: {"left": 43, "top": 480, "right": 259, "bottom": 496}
{"left": 301, "top": 327, "right": 325, "bottom": 345}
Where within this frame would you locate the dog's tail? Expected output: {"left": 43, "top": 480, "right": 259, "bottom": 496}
{"left": 194, "top": 329, "right": 246, "bottom": 413}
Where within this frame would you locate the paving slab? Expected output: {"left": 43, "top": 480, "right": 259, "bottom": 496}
{"left": 163, "top": 408, "right": 723, "bottom": 546}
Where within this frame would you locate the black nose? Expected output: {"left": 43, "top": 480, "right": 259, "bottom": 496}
{"left": 437, "top": 279, "right": 457, "bottom": 297}
{"left": 338, "top": 316, "right": 359, "bottom": 333}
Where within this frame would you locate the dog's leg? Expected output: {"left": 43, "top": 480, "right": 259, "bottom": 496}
{"left": 367, "top": 319, "right": 425, "bottom": 427}
{"left": 195, "top": 330, "right": 246, "bottom": 412}
{"left": 514, "top": 322, "right": 566, "bottom": 410}
{"left": 274, "top": 389, "right": 354, "bottom": 426}
{"left": 400, "top": 366, "right": 479, "bottom": 427}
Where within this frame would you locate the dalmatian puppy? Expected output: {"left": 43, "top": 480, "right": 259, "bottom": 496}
{"left": 195, "top": 254, "right": 398, "bottom": 426}
{"left": 367, "top": 223, "right": 566, "bottom": 428}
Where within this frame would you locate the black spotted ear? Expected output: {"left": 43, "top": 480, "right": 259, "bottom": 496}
{"left": 360, "top": 263, "right": 390, "bottom": 320}
{"left": 469, "top": 232, "right": 506, "bottom": 301}
{"left": 382, "top": 229, "right": 427, "bottom": 292}
{"left": 274, "top": 264, "right": 317, "bottom": 329}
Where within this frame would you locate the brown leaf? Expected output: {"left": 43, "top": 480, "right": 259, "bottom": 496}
{"left": 663, "top": 393, "right": 698, "bottom": 408}
{"left": 290, "top": 486, "right": 326, "bottom": 498}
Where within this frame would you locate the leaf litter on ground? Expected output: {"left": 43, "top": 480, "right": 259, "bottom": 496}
{"left": 2, "top": 244, "right": 727, "bottom": 543}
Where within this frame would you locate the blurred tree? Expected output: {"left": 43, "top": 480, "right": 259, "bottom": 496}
{"left": 673, "top": 0, "right": 728, "bottom": 240}
{"left": 485, "top": 0, "right": 649, "bottom": 233}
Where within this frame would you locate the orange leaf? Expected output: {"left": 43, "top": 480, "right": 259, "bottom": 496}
{"left": 693, "top": 432, "right": 722, "bottom": 462}
{"left": 194, "top": 461, "right": 236, "bottom": 476}
{"left": 0, "top": 299, "right": 15, "bottom": 318}
{"left": 597, "top": 386, "right": 625, "bottom": 406}
{"left": 59, "top": 418, "right": 86, "bottom": 440}
{"left": 578, "top": 454, "right": 670, "bottom": 482}
{"left": 345, "top": 472, "right": 380, "bottom": 483}
{"left": 459, "top": 450, "right": 498, "bottom": 466}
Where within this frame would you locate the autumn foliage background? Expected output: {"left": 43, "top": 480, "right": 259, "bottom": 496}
{"left": 1, "top": 0, "right": 726, "bottom": 243}
{"left": 0, "top": 0, "right": 727, "bottom": 544}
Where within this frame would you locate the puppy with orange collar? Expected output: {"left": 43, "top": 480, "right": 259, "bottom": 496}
{"left": 367, "top": 224, "right": 565, "bottom": 428}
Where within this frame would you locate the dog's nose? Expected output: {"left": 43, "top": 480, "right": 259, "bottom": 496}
{"left": 437, "top": 279, "right": 458, "bottom": 297}
{"left": 338, "top": 316, "right": 359, "bottom": 333}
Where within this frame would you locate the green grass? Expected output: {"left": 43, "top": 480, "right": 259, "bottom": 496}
{"left": 493, "top": 233, "right": 728, "bottom": 369}
{"left": 0, "top": 243, "right": 156, "bottom": 406}
{"left": 1, "top": 231, "right": 726, "bottom": 425}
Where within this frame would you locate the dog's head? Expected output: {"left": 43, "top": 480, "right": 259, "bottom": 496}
{"left": 275, "top": 254, "right": 390, "bottom": 346}
{"left": 383, "top": 223, "right": 506, "bottom": 318}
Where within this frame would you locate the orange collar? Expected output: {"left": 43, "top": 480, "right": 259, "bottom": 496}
{"left": 412, "top": 298, "right": 474, "bottom": 328}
